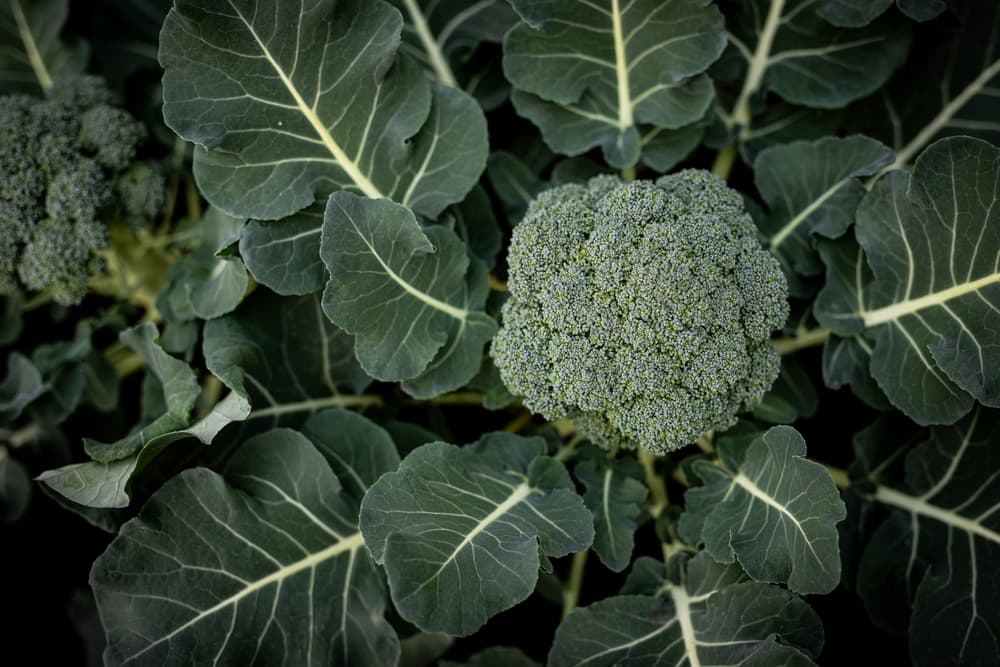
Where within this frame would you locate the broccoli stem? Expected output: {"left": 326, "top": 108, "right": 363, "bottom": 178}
{"left": 822, "top": 463, "right": 850, "bottom": 490}
{"left": 620, "top": 164, "right": 637, "bottom": 182}
{"left": 772, "top": 327, "right": 831, "bottom": 355}
{"left": 503, "top": 409, "right": 534, "bottom": 433}
{"left": 487, "top": 273, "right": 508, "bottom": 291}
{"left": 195, "top": 375, "right": 225, "bottom": 419}
{"left": 247, "top": 394, "right": 384, "bottom": 419}
{"left": 0, "top": 422, "right": 42, "bottom": 448}
{"left": 639, "top": 449, "right": 669, "bottom": 518}
{"left": 105, "top": 343, "right": 146, "bottom": 378}
{"left": 554, "top": 433, "right": 587, "bottom": 463}
{"left": 562, "top": 548, "right": 589, "bottom": 618}
{"left": 711, "top": 144, "right": 738, "bottom": 180}
{"left": 403, "top": 391, "right": 487, "bottom": 405}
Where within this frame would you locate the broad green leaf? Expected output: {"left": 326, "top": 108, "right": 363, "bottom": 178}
{"left": 755, "top": 135, "right": 893, "bottom": 276}
{"left": 0, "top": 352, "right": 42, "bottom": 424}
{"left": 0, "top": 0, "right": 87, "bottom": 93}
{"left": 83, "top": 324, "right": 200, "bottom": 462}
{"left": 159, "top": 0, "right": 487, "bottom": 220}
{"left": 359, "top": 432, "right": 593, "bottom": 635}
{"left": 549, "top": 551, "right": 823, "bottom": 666}
{"left": 239, "top": 206, "right": 326, "bottom": 296}
{"left": 91, "top": 428, "right": 399, "bottom": 666}
{"left": 157, "top": 253, "right": 248, "bottom": 321}
{"left": 848, "top": 407, "right": 1000, "bottom": 667}
{"left": 734, "top": 103, "right": 842, "bottom": 164}
{"left": 717, "top": 1, "right": 909, "bottom": 133}
{"left": 503, "top": 0, "right": 726, "bottom": 168}
{"left": 815, "top": 137, "right": 1000, "bottom": 424}
{"left": 203, "top": 288, "right": 372, "bottom": 430}
{"left": 821, "top": 333, "right": 891, "bottom": 409}
{"left": 850, "top": 0, "right": 1000, "bottom": 174}
{"left": 321, "top": 192, "right": 496, "bottom": 385}
{"left": 819, "top": 0, "right": 944, "bottom": 27}
{"left": 443, "top": 184, "right": 502, "bottom": 270}
{"left": 753, "top": 357, "right": 819, "bottom": 424}
{"left": 391, "top": 0, "right": 518, "bottom": 106}
{"left": 574, "top": 455, "right": 647, "bottom": 572}
{"left": 680, "top": 426, "right": 846, "bottom": 594}
{"left": 486, "top": 151, "right": 545, "bottom": 225}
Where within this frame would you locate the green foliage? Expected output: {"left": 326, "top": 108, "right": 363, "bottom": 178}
{"left": 4, "top": 2, "right": 1000, "bottom": 666}
{"left": 492, "top": 171, "right": 788, "bottom": 453}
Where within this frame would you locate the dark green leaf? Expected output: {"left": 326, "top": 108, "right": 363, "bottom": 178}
{"left": 574, "top": 455, "right": 647, "bottom": 572}
{"left": 0, "top": 0, "right": 87, "bottom": 94}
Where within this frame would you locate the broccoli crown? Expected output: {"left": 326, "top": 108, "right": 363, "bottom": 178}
{"left": 491, "top": 171, "right": 789, "bottom": 453}
{"left": 115, "top": 161, "right": 167, "bottom": 229}
{"left": 0, "top": 76, "right": 149, "bottom": 304}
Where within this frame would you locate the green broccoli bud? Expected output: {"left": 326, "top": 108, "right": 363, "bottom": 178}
{"left": 17, "top": 218, "right": 107, "bottom": 306}
{"left": 45, "top": 159, "right": 112, "bottom": 224}
{"left": 78, "top": 105, "right": 147, "bottom": 171}
{"left": 115, "top": 162, "right": 167, "bottom": 229}
{"left": 491, "top": 171, "right": 789, "bottom": 453}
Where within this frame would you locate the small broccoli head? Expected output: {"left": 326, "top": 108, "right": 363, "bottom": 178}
{"left": 78, "top": 105, "right": 147, "bottom": 171}
{"left": 17, "top": 218, "right": 107, "bottom": 306}
{"left": 491, "top": 171, "right": 789, "bottom": 453}
{"left": 115, "top": 161, "right": 167, "bottom": 229}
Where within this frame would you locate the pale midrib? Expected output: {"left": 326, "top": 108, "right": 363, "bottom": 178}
{"left": 402, "top": 0, "right": 457, "bottom": 86}
{"left": 9, "top": 0, "right": 52, "bottom": 90}
{"left": 248, "top": 394, "right": 382, "bottom": 420}
{"left": 874, "top": 486, "right": 1000, "bottom": 546}
{"left": 127, "top": 532, "right": 365, "bottom": 662}
{"left": 421, "top": 483, "right": 532, "bottom": 584}
{"left": 668, "top": 586, "right": 702, "bottom": 667}
{"left": 602, "top": 469, "right": 615, "bottom": 558}
{"left": 730, "top": 0, "right": 785, "bottom": 127}
{"left": 770, "top": 177, "right": 848, "bottom": 248}
{"left": 860, "top": 271, "right": 1000, "bottom": 327}
{"left": 231, "top": 3, "right": 382, "bottom": 199}
{"left": 344, "top": 213, "right": 468, "bottom": 322}
{"left": 610, "top": 0, "right": 633, "bottom": 131}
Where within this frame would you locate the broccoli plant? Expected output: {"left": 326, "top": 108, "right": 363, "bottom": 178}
{"left": 2, "top": 1, "right": 1000, "bottom": 666}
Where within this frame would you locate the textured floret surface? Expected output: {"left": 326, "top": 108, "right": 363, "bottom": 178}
{"left": 491, "top": 171, "right": 789, "bottom": 453}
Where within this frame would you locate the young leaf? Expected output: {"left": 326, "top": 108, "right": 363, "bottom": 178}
{"left": 445, "top": 184, "right": 502, "bottom": 269}
{"left": 816, "top": 137, "right": 1000, "bottom": 424}
{"left": 203, "top": 288, "right": 372, "bottom": 429}
{"left": 359, "top": 432, "right": 593, "bottom": 635}
{"left": 680, "top": 426, "right": 846, "bottom": 595}
{"left": 503, "top": 0, "right": 726, "bottom": 168}
{"left": 0, "top": 352, "right": 43, "bottom": 424}
{"left": 159, "top": 0, "right": 487, "bottom": 220}
{"left": 755, "top": 135, "right": 893, "bottom": 276}
{"left": 321, "top": 192, "right": 496, "bottom": 385}
{"left": 239, "top": 205, "right": 326, "bottom": 296}
{"left": 0, "top": 0, "right": 87, "bottom": 93}
{"left": 549, "top": 551, "right": 823, "bottom": 666}
{"left": 91, "top": 427, "right": 400, "bottom": 666}
{"left": 848, "top": 407, "right": 1000, "bottom": 667}
{"left": 574, "top": 455, "right": 647, "bottom": 572}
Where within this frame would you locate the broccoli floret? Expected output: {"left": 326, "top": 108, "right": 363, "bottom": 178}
{"left": 78, "top": 105, "right": 147, "bottom": 170}
{"left": 115, "top": 161, "right": 167, "bottom": 229}
{"left": 18, "top": 218, "right": 107, "bottom": 305}
{"left": 491, "top": 171, "right": 789, "bottom": 453}
{"left": 0, "top": 75, "right": 151, "bottom": 304}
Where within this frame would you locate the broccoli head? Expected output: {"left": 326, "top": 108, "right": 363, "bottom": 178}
{"left": 115, "top": 161, "right": 167, "bottom": 229}
{"left": 18, "top": 218, "right": 108, "bottom": 306}
{"left": 491, "top": 171, "right": 789, "bottom": 453}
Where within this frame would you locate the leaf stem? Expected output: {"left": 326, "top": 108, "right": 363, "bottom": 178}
{"left": 554, "top": 433, "right": 587, "bottom": 463}
{"left": 711, "top": 143, "right": 738, "bottom": 180}
{"left": 248, "top": 394, "right": 383, "bottom": 419}
{"left": 488, "top": 273, "right": 508, "bottom": 291}
{"left": 621, "top": 164, "right": 637, "bottom": 182}
{"left": 562, "top": 548, "right": 589, "bottom": 618}
{"left": 404, "top": 391, "right": 486, "bottom": 406}
{"left": 773, "top": 327, "right": 831, "bottom": 355}
{"left": 503, "top": 410, "right": 534, "bottom": 433}
{"left": 105, "top": 343, "right": 145, "bottom": 378}
{"left": 822, "top": 463, "right": 850, "bottom": 490}
{"left": 0, "top": 422, "right": 42, "bottom": 448}
{"left": 639, "top": 449, "right": 669, "bottom": 518}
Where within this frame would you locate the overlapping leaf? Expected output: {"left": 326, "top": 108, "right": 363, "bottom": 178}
{"left": 850, "top": 0, "right": 1000, "bottom": 171}
{"left": 159, "top": 0, "right": 487, "bottom": 220}
{"left": 717, "top": 0, "right": 909, "bottom": 133}
{"left": 819, "top": 0, "right": 944, "bottom": 27}
{"left": 846, "top": 407, "right": 1000, "bottom": 667}
{"left": 503, "top": 0, "right": 726, "bottom": 168}
{"left": 321, "top": 192, "right": 496, "bottom": 388}
{"left": 755, "top": 135, "right": 893, "bottom": 276}
{"left": 91, "top": 427, "right": 400, "bottom": 666}
{"left": 816, "top": 137, "right": 1000, "bottom": 424}
{"left": 549, "top": 551, "right": 824, "bottom": 666}
{"left": 574, "top": 455, "right": 647, "bottom": 572}
{"left": 0, "top": 0, "right": 87, "bottom": 93}
{"left": 360, "top": 432, "right": 593, "bottom": 635}
{"left": 680, "top": 426, "right": 846, "bottom": 594}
